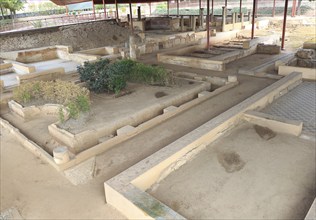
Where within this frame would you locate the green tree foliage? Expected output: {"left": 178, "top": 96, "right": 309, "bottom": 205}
{"left": 0, "top": 0, "right": 26, "bottom": 19}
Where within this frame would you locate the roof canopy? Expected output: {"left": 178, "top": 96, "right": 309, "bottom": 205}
{"left": 51, "top": 0, "right": 167, "bottom": 5}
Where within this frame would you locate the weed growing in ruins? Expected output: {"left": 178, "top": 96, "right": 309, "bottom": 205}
{"left": 13, "top": 80, "right": 90, "bottom": 121}
{"left": 129, "top": 63, "right": 172, "bottom": 86}
{"left": 78, "top": 59, "right": 172, "bottom": 94}
{"left": 58, "top": 107, "right": 65, "bottom": 123}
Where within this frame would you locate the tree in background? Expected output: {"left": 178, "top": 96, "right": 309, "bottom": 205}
{"left": 0, "top": 0, "right": 9, "bottom": 19}
{"left": 0, "top": 0, "right": 25, "bottom": 19}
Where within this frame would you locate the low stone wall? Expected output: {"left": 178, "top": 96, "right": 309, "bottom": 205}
{"left": 296, "top": 48, "right": 316, "bottom": 68}
{"left": 0, "top": 20, "right": 130, "bottom": 52}
{"left": 135, "top": 32, "right": 196, "bottom": 56}
{"left": 157, "top": 44, "right": 257, "bottom": 71}
{"left": 104, "top": 72, "right": 303, "bottom": 219}
{"left": 279, "top": 66, "right": 316, "bottom": 80}
{"left": 8, "top": 100, "right": 69, "bottom": 121}
{"left": 257, "top": 44, "right": 281, "bottom": 55}
{"left": 145, "top": 17, "right": 180, "bottom": 31}
{"left": 0, "top": 79, "right": 238, "bottom": 173}
{"left": 49, "top": 82, "right": 211, "bottom": 153}
{"left": 17, "top": 67, "right": 66, "bottom": 84}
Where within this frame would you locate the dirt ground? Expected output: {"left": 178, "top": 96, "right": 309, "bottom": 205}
{"left": 240, "top": 16, "right": 316, "bottom": 51}
{"left": 149, "top": 122, "right": 316, "bottom": 219}
{"left": 0, "top": 79, "right": 205, "bottom": 155}
{"left": 1, "top": 113, "right": 59, "bottom": 154}
{"left": 0, "top": 129, "right": 126, "bottom": 219}
{"left": 60, "top": 79, "right": 204, "bottom": 134}
{"left": 1, "top": 15, "right": 315, "bottom": 219}
{"left": 94, "top": 75, "right": 275, "bottom": 180}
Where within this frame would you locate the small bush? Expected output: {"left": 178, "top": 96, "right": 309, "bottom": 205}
{"left": 13, "top": 80, "right": 90, "bottom": 120}
{"left": 78, "top": 59, "right": 173, "bottom": 94}
{"left": 78, "top": 59, "right": 111, "bottom": 93}
{"left": 129, "top": 63, "right": 172, "bottom": 86}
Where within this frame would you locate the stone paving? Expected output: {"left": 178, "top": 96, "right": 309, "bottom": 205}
{"left": 263, "top": 82, "right": 316, "bottom": 134}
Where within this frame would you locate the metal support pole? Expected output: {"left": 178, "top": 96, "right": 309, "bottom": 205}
{"left": 281, "top": 0, "right": 289, "bottom": 49}
{"left": 239, "top": 0, "right": 242, "bottom": 21}
{"left": 251, "top": 0, "right": 257, "bottom": 39}
{"left": 102, "top": 0, "right": 106, "bottom": 19}
{"left": 177, "top": 0, "right": 179, "bottom": 16}
{"left": 199, "top": 0, "right": 202, "bottom": 10}
{"left": 129, "top": 0, "right": 134, "bottom": 33}
{"left": 211, "top": 0, "right": 214, "bottom": 16}
{"left": 207, "top": 0, "right": 210, "bottom": 50}
{"left": 115, "top": 0, "right": 119, "bottom": 19}
{"left": 92, "top": 1, "right": 96, "bottom": 20}
{"left": 149, "top": 3, "right": 152, "bottom": 15}
{"left": 167, "top": 0, "right": 170, "bottom": 16}
{"left": 272, "top": 0, "right": 276, "bottom": 17}
{"left": 225, "top": 0, "right": 227, "bottom": 7}
{"left": 137, "top": 6, "right": 141, "bottom": 20}
{"left": 291, "top": 0, "right": 297, "bottom": 17}
{"left": 255, "top": 0, "right": 259, "bottom": 17}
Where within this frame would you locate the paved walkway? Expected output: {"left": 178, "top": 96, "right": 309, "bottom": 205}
{"left": 263, "top": 82, "right": 316, "bottom": 134}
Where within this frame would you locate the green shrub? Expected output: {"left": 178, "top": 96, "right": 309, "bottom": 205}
{"left": 13, "top": 80, "right": 90, "bottom": 121}
{"left": 129, "top": 63, "right": 172, "bottom": 86}
{"left": 78, "top": 59, "right": 173, "bottom": 94}
{"left": 78, "top": 59, "right": 111, "bottom": 93}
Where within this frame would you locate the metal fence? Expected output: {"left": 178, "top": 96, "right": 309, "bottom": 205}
{"left": 0, "top": 11, "right": 117, "bottom": 33}
{"left": 0, "top": 0, "right": 313, "bottom": 33}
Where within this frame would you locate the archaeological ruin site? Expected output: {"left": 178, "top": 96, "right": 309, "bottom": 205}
{"left": 0, "top": 0, "right": 315, "bottom": 219}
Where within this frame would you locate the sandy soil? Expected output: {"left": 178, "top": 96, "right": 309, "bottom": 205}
{"left": 0, "top": 129, "right": 126, "bottom": 219}
{"left": 149, "top": 122, "right": 316, "bottom": 219}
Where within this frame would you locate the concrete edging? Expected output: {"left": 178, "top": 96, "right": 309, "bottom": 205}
{"left": 243, "top": 110, "right": 303, "bottom": 136}
{"left": 2, "top": 80, "right": 238, "bottom": 172}
{"left": 49, "top": 82, "right": 211, "bottom": 153}
{"left": 157, "top": 43, "right": 257, "bottom": 71}
{"left": 56, "top": 81, "right": 238, "bottom": 171}
{"left": 8, "top": 100, "right": 69, "bottom": 121}
{"left": 17, "top": 67, "right": 66, "bottom": 84}
{"left": 104, "top": 72, "right": 302, "bottom": 219}
{"left": 279, "top": 65, "right": 316, "bottom": 80}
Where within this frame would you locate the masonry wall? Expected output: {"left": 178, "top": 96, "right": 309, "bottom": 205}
{"left": 0, "top": 20, "right": 130, "bottom": 52}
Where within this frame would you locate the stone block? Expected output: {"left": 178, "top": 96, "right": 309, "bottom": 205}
{"left": 303, "top": 40, "right": 316, "bottom": 49}
{"left": 117, "top": 125, "right": 136, "bottom": 136}
{"left": 53, "top": 146, "right": 70, "bottom": 164}
{"left": 210, "top": 29, "right": 216, "bottom": 36}
{"left": 198, "top": 91, "right": 212, "bottom": 98}
{"left": 275, "top": 60, "right": 286, "bottom": 71}
{"left": 163, "top": 106, "right": 178, "bottom": 113}
{"left": 297, "top": 59, "right": 316, "bottom": 68}
{"left": 257, "top": 44, "right": 281, "bottom": 55}
{"left": 228, "top": 75, "right": 238, "bottom": 83}
{"left": 296, "top": 49, "right": 315, "bottom": 59}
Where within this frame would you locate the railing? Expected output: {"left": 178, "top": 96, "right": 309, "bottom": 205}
{"left": 0, "top": 11, "right": 117, "bottom": 33}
